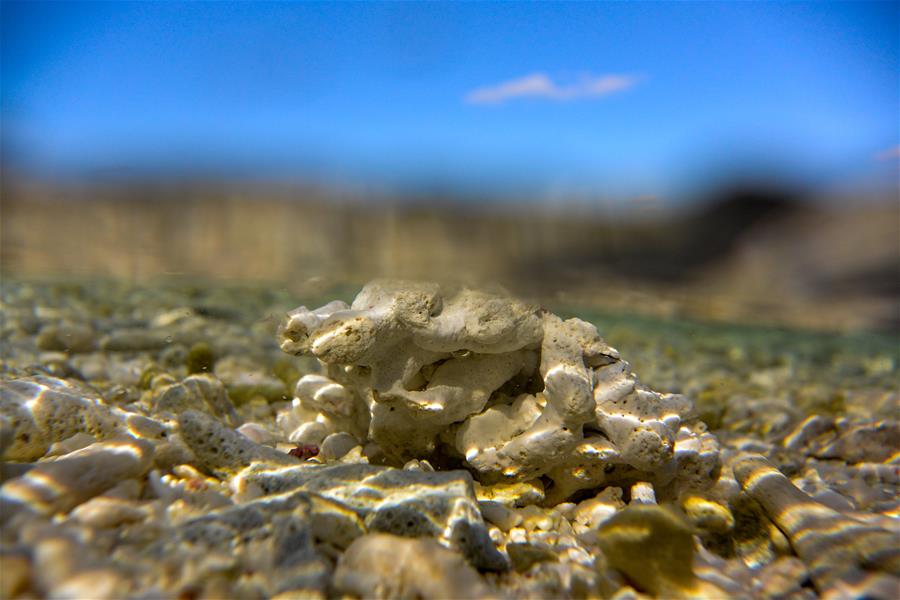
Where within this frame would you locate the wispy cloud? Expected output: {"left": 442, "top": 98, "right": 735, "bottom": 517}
{"left": 465, "top": 72, "right": 641, "bottom": 105}
{"left": 874, "top": 145, "right": 900, "bottom": 161}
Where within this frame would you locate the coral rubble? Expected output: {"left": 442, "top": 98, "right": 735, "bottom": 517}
{"left": 278, "top": 280, "right": 719, "bottom": 503}
{"left": 0, "top": 278, "right": 897, "bottom": 599}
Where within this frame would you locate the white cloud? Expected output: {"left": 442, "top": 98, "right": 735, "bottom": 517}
{"left": 874, "top": 145, "right": 900, "bottom": 161}
{"left": 465, "top": 72, "right": 640, "bottom": 105}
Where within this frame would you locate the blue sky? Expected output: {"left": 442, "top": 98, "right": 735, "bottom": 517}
{"left": 2, "top": 1, "right": 898, "bottom": 199}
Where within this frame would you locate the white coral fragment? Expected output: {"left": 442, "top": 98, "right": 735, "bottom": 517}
{"left": 278, "top": 280, "right": 718, "bottom": 501}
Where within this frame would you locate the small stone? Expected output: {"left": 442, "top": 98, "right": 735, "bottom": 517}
{"left": 149, "top": 372, "right": 177, "bottom": 390}
{"left": 473, "top": 480, "right": 545, "bottom": 507}
{"left": 682, "top": 496, "right": 734, "bottom": 534}
{"left": 238, "top": 422, "right": 278, "bottom": 446}
{"left": 0, "top": 548, "right": 31, "bottom": 598}
{"left": 508, "top": 527, "right": 527, "bottom": 544}
{"left": 334, "top": 533, "right": 494, "bottom": 600}
{"left": 518, "top": 505, "right": 555, "bottom": 532}
{"left": 53, "top": 568, "right": 131, "bottom": 600}
{"left": 507, "top": 542, "right": 558, "bottom": 573}
{"left": 1, "top": 438, "right": 154, "bottom": 516}
{"left": 289, "top": 421, "right": 329, "bottom": 445}
{"left": 0, "top": 376, "right": 161, "bottom": 461}
{"left": 71, "top": 496, "right": 150, "bottom": 528}
{"left": 597, "top": 504, "right": 699, "bottom": 598}
{"left": 554, "top": 501, "right": 577, "bottom": 520}
{"left": 36, "top": 323, "right": 96, "bottom": 353}
{"left": 101, "top": 329, "right": 170, "bottom": 352}
{"left": 478, "top": 500, "right": 522, "bottom": 532}
{"left": 573, "top": 487, "right": 625, "bottom": 533}
{"left": 734, "top": 455, "right": 900, "bottom": 595}
{"left": 402, "top": 459, "right": 435, "bottom": 471}
{"left": 158, "top": 343, "right": 189, "bottom": 369}
{"left": 177, "top": 410, "right": 296, "bottom": 476}
{"left": 816, "top": 421, "right": 900, "bottom": 464}
{"left": 177, "top": 490, "right": 329, "bottom": 597}
{"left": 185, "top": 341, "right": 216, "bottom": 374}
{"left": 319, "top": 432, "right": 358, "bottom": 461}
{"left": 629, "top": 481, "right": 656, "bottom": 504}
{"left": 101, "top": 478, "right": 143, "bottom": 500}
{"left": 30, "top": 531, "right": 82, "bottom": 591}
{"left": 152, "top": 374, "right": 240, "bottom": 428}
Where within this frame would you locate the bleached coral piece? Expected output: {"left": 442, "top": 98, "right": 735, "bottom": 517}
{"left": 278, "top": 280, "right": 718, "bottom": 501}
{"left": 1, "top": 438, "right": 154, "bottom": 517}
{"left": 0, "top": 376, "right": 168, "bottom": 461}
{"left": 152, "top": 374, "right": 241, "bottom": 429}
{"left": 734, "top": 454, "right": 900, "bottom": 596}
{"left": 177, "top": 410, "right": 298, "bottom": 476}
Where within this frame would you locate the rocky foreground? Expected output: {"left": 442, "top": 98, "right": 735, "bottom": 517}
{"left": 1, "top": 279, "right": 897, "bottom": 599}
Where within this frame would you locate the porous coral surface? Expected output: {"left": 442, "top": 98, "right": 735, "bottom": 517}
{"left": 278, "top": 280, "right": 719, "bottom": 503}
{"left": 1, "top": 278, "right": 897, "bottom": 599}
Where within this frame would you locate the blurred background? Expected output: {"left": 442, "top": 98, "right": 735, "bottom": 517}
{"left": 1, "top": 1, "right": 898, "bottom": 331}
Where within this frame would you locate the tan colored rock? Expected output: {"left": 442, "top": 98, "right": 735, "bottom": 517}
{"left": 474, "top": 479, "right": 545, "bottom": 507}
{"left": 152, "top": 373, "right": 241, "bottom": 428}
{"left": 573, "top": 487, "right": 625, "bottom": 536}
{"left": 51, "top": 568, "right": 131, "bottom": 600}
{"left": 479, "top": 500, "right": 522, "bottom": 532}
{"left": 176, "top": 409, "right": 297, "bottom": 476}
{"left": 70, "top": 496, "right": 150, "bottom": 528}
{"left": 0, "top": 376, "right": 169, "bottom": 461}
{"left": 319, "top": 431, "right": 359, "bottom": 461}
{"left": 629, "top": 481, "right": 657, "bottom": 504}
{"left": 22, "top": 524, "right": 132, "bottom": 599}
{"left": 734, "top": 454, "right": 900, "bottom": 596}
{"left": 29, "top": 531, "right": 87, "bottom": 593}
{"left": 0, "top": 548, "right": 31, "bottom": 598}
{"left": 2, "top": 438, "right": 154, "bottom": 516}
{"left": 507, "top": 542, "right": 559, "bottom": 573}
{"left": 596, "top": 504, "right": 712, "bottom": 598}
{"left": 334, "top": 533, "right": 496, "bottom": 600}
{"left": 681, "top": 495, "right": 734, "bottom": 534}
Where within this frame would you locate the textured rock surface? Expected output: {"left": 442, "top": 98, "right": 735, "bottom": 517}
{"left": 177, "top": 409, "right": 297, "bottom": 476}
{"left": 151, "top": 374, "right": 241, "bottom": 428}
{"left": 277, "top": 280, "right": 719, "bottom": 501}
{"left": 174, "top": 490, "right": 331, "bottom": 597}
{"left": 0, "top": 376, "right": 166, "bottom": 461}
{"left": 234, "top": 462, "right": 507, "bottom": 570}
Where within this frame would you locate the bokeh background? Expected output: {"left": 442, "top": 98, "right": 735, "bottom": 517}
{"left": 2, "top": 1, "right": 898, "bottom": 331}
